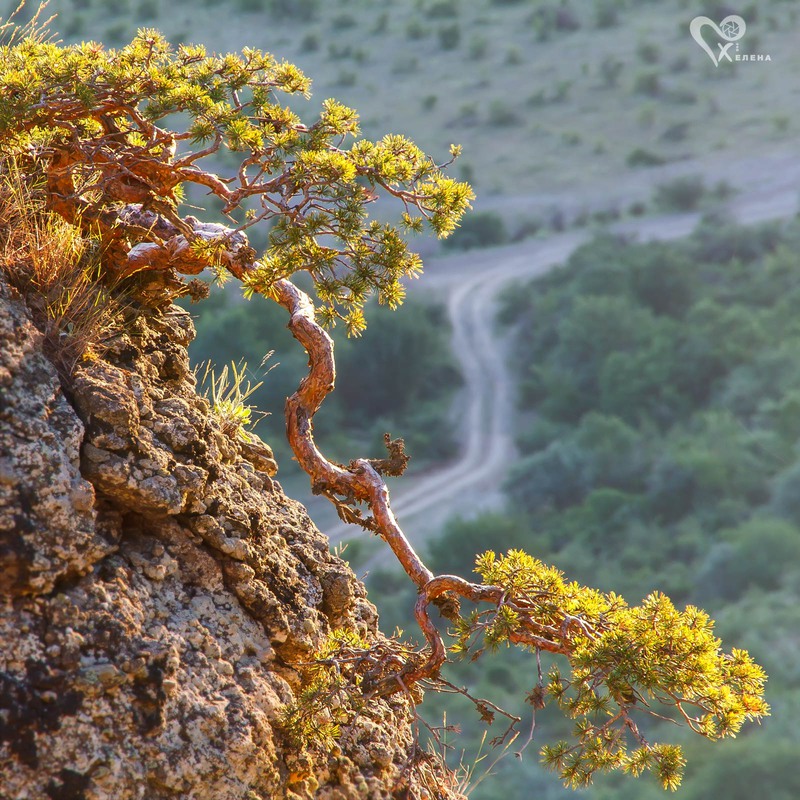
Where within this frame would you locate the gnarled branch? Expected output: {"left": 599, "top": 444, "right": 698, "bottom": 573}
{"left": 272, "top": 276, "right": 437, "bottom": 596}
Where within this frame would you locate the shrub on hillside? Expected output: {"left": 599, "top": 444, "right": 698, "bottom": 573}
{"left": 442, "top": 211, "right": 508, "bottom": 250}
{"left": 654, "top": 176, "right": 707, "bottom": 211}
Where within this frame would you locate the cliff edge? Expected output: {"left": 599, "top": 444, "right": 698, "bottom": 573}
{"left": 0, "top": 270, "right": 450, "bottom": 799}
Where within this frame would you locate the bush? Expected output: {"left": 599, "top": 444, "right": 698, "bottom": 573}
{"left": 552, "top": 79, "right": 572, "bottom": 103}
{"left": 301, "top": 33, "right": 320, "bottom": 52}
{"left": 371, "top": 11, "right": 389, "bottom": 35}
{"left": 628, "top": 244, "right": 694, "bottom": 317}
{"left": 506, "top": 440, "right": 591, "bottom": 514}
{"left": 389, "top": 399, "right": 459, "bottom": 464}
{"left": 666, "top": 87, "right": 698, "bottom": 105}
{"left": 769, "top": 461, "right": 800, "bottom": 525}
{"left": 549, "top": 207, "right": 565, "bottom": 231}
{"left": 505, "top": 46, "right": 523, "bottom": 65}
{"left": 572, "top": 209, "right": 590, "bottom": 226}
{"left": 511, "top": 217, "right": 543, "bottom": 241}
{"left": 330, "top": 13, "right": 356, "bottom": 30}
{"left": 406, "top": 18, "right": 426, "bottom": 39}
{"left": 267, "top": 0, "right": 319, "bottom": 19}
{"left": 335, "top": 70, "right": 357, "bottom": 87}
{"left": 529, "top": 5, "right": 580, "bottom": 39}
{"left": 654, "top": 176, "right": 707, "bottom": 211}
{"left": 526, "top": 89, "right": 548, "bottom": 108}
{"left": 632, "top": 70, "right": 661, "bottom": 97}
{"left": 628, "top": 200, "right": 648, "bottom": 215}
{"left": 661, "top": 121, "right": 690, "bottom": 142}
{"left": 668, "top": 412, "right": 773, "bottom": 508}
{"left": 427, "top": 513, "right": 529, "bottom": 578}
{"left": 391, "top": 55, "right": 418, "bottom": 75}
{"left": 458, "top": 162, "right": 474, "bottom": 184}
{"left": 636, "top": 40, "right": 661, "bottom": 64}
{"left": 468, "top": 36, "right": 488, "bottom": 59}
{"left": 572, "top": 412, "right": 647, "bottom": 492}
{"left": 104, "top": 23, "right": 128, "bottom": 44}
{"left": 590, "top": 205, "right": 618, "bottom": 222}
{"left": 334, "top": 301, "right": 460, "bottom": 422}
{"left": 437, "top": 24, "right": 461, "bottom": 50}
{"left": 646, "top": 456, "right": 696, "bottom": 523}
{"left": 99, "top": 0, "right": 129, "bottom": 11}
{"left": 554, "top": 6, "right": 580, "bottom": 31}
{"left": 328, "top": 43, "right": 354, "bottom": 61}
{"left": 136, "top": 0, "right": 158, "bottom": 20}
{"left": 192, "top": 295, "right": 461, "bottom": 466}
{"left": 516, "top": 418, "right": 566, "bottom": 454}
{"left": 689, "top": 214, "right": 782, "bottom": 264}
{"left": 599, "top": 55, "right": 624, "bottom": 87}
{"left": 63, "top": 13, "right": 86, "bottom": 36}
{"left": 487, "top": 100, "right": 521, "bottom": 127}
{"left": 427, "top": 0, "right": 458, "bottom": 18}
{"left": 773, "top": 114, "right": 790, "bottom": 134}
{"left": 594, "top": 0, "right": 619, "bottom": 28}
{"left": 669, "top": 54, "right": 691, "bottom": 73}
{"left": 452, "top": 102, "right": 479, "bottom": 127}
{"left": 681, "top": 739, "right": 800, "bottom": 800}
{"left": 442, "top": 211, "right": 508, "bottom": 250}
{"left": 696, "top": 518, "right": 800, "bottom": 602}
{"left": 421, "top": 94, "right": 437, "bottom": 111}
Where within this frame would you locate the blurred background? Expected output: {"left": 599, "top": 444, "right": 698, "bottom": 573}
{"left": 36, "top": 0, "right": 800, "bottom": 796}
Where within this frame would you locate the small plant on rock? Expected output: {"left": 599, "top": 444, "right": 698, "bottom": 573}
{"left": 196, "top": 358, "right": 271, "bottom": 442}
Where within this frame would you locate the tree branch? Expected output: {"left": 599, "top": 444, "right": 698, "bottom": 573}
{"left": 272, "top": 277, "right": 435, "bottom": 594}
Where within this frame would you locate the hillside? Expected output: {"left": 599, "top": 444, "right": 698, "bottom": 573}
{"left": 42, "top": 0, "right": 800, "bottom": 202}
{"left": 400, "top": 217, "right": 800, "bottom": 799}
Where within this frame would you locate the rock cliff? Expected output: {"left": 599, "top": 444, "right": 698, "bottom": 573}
{"left": 0, "top": 271, "right": 451, "bottom": 799}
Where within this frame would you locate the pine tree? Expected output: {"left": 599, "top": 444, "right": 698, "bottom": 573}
{"left": 0, "top": 10, "right": 768, "bottom": 790}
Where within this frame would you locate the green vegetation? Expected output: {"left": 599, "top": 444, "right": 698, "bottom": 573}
{"left": 653, "top": 176, "right": 713, "bottom": 212}
{"left": 432, "top": 217, "right": 798, "bottom": 798}
{"left": 0, "top": 13, "right": 472, "bottom": 330}
{"left": 0, "top": 164, "right": 124, "bottom": 378}
{"left": 442, "top": 210, "right": 509, "bottom": 250}
{"left": 195, "top": 358, "right": 268, "bottom": 442}
{"left": 279, "top": 628, "right": 383, "bottom": 748}
{"left": 459, "top": 551, "right": 765, "bottom": 790}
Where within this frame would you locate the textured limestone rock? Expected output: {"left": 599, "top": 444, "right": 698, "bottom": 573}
{"left": 0, "top": 277, "right": 112, "bottom": 597}
{"left": 0, "top": 272, "right": 452, "bottom": 799}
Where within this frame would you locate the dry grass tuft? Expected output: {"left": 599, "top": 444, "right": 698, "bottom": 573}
{"left": 0, "top": 159, "right": 123, "bottom": 378}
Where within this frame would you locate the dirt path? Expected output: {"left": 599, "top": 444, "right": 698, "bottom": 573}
{"left": 323, "top": 159, "right": 800, "bottom": 569}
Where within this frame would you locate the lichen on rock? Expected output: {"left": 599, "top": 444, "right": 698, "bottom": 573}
{"left": 0, "top": 271, "right": 454, "bottom": 799}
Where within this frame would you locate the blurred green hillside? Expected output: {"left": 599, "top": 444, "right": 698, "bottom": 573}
{"left": 369, "top": 216, "right": 800, "bottom": 799}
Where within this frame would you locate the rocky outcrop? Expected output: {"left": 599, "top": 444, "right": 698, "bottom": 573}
{"left": 0, "top": 272, "right": 450, "bottom": 799}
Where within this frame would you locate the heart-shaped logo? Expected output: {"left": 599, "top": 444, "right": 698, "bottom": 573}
{"left": 690, "top": 15, "right": 747, "bottom": 66}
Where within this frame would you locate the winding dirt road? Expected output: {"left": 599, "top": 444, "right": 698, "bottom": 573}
{"left": 322, "top": 155, "right": 800, "bottom": 567}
